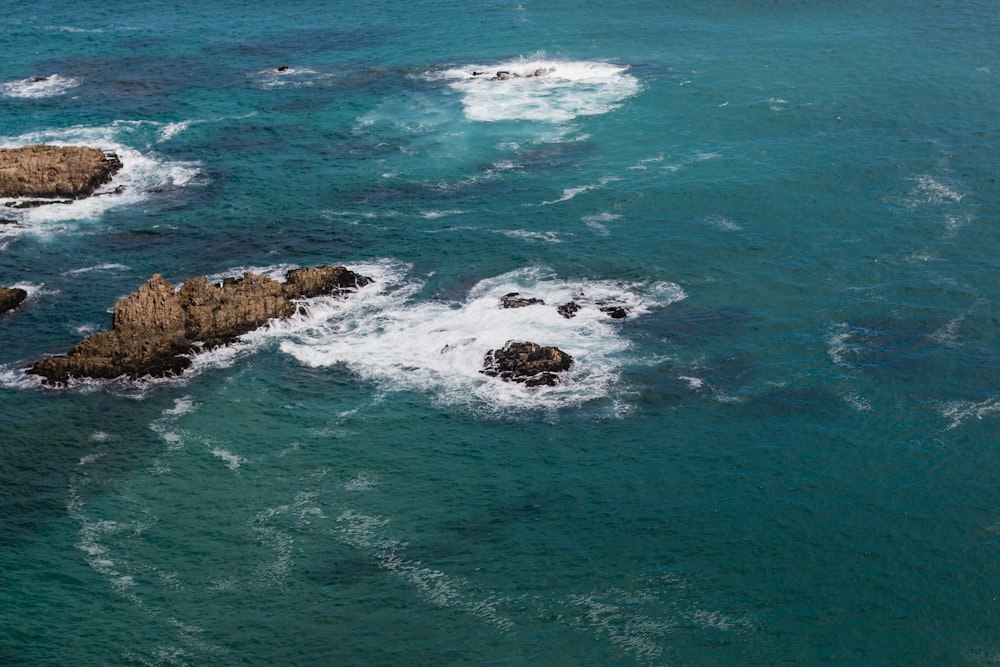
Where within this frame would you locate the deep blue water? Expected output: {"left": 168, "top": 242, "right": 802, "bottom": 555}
{"left": 2, "top": 1, "right": 998, "bottom": 664}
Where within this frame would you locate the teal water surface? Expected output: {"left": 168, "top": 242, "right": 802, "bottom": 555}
{"left": 1, "top": 1, "right": 998, "bottom": 664}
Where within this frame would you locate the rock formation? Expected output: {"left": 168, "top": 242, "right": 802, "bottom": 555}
{"left": 600, "top": 305, "right": 629, "bottom": 319}
{"left": 500, "top": 292, "right": 544, "bottom": 309}
{"left": 28, "top": 266, "right": 371, "bottom": 384}
{"left": 0, "top": 287, "right": 27, "bottom": 316}
{"left": 0, "top": 145, "right": 123, "bottom": 201}
{"left": 556, "top": 301, "right": 581, "bottom": 318}
{"left": 482, "top": 341, "right": 573, "bottom": 387}
{"left": 497, "top": 292, "right": 630, "bottom": 320}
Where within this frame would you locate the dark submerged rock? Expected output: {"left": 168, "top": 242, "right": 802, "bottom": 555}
{"left": 601, "top": 305, "right": 629, "bottom": 319}
{"left": 0, "top": 287, "right": 28, "bottom": 316}
{"left": 482, "top": 340, "right": 573, "bottom": 387}
{"left": 500, "top": 292, "right": 544, "bottom": 309}
{"left": 27, "top": 266, "right": 371, "bottom": 385}
{"left": 0, "top": 145, "right": 123, "bottom": 200}
{"left": 557, "top": 301, "right": 581, "bottom": 319}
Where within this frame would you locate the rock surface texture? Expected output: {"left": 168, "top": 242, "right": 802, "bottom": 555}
{"left": 28, "top": 266, "right": 371, "bottom": 384}
{"left": 482, "top": 340, "right": 574, "bottom": 387}
{"left": 0, "top": 286, "right": 28, "bottom": 316}
{"left": 0, "top": 145, "right": 123, "bottom": 200}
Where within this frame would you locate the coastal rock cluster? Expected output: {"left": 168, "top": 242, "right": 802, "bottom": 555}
{"left": 486, "top": 291, "right": 633, "bottom": 386}
{"left": 0, "top": 144, "right": 122, "bottom": 205}
{"left": 28, "top": 266, "right": 371, "bottom": 384}
{"left": 482, "top": 341, "right": 574, "bottom": 387}
{"left": 0, "top": 286, "right": 27, "bottom": 316}
{"left": 500, "top": 291, "right": 630, "bottom": 320}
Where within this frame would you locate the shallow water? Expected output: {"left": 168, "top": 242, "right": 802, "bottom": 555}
{"left": 2, "top": 1, "right": 998, "bottom": 664}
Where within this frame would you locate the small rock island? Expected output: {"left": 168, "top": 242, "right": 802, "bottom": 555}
{"left": 0, "top": 286, "right": 28, "bottom": 316}
{"left": 0, "top": 144, "right": 123, "bottom": 204}
{"left": 28, "top": 266, "right": 372, "bottom": 384}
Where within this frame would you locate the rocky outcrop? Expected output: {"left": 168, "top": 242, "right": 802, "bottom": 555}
{"left": 0, "top": 287, "right": 27, "bottom": 316}
{"left": 501, "top": 292, "right": 544, "bottom": 309}
{"left": 556, "top": 301, "right": 580, "bottom": 318}
{"left": 27, "top": 266, "right": 371, "bottom": 384}
{"left": 499, "top": 292, "right": 629, "bottom": 320}
{"left": 557, "top": 300, "right": 629, "bottom": 320}
{"left": 0, "top": 145, "right": 123, "bottom": 201}
{"left": 482, "top": 341, "right": 573, "bottom": 387}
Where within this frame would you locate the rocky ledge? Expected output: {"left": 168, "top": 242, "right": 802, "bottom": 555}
{"left": 499, "top": 291, "right": 630, "bottom": 320}
{"left": 0, "top": 144, "right": 123, "bottom": 202}
{"left": 0, "top": 286, "right": 28, "bottom": 316}
{"left": 28, "top": 266, "right": 372, "bottom": 384}
{"left": 482, "top": 341, "right": 574, "bottom": 387}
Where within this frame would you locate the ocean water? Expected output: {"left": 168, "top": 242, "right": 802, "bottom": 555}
{"left": 1, "top": 0, "right": 998, "bottom": 664}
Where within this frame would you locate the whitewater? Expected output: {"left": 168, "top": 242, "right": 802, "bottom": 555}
{"left": 1, "top": 1, "right": 998, "bottom": 665}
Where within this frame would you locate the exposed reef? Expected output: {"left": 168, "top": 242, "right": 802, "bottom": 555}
{"left": 28, "top": 266, "right": 371, "bottom": 385}
{"left": 499, "top": 291, "right": 630, "bottom": 320}
{"left": 0, "top": 287, "right": 27, "bottom": 316}
{"left": 482, "top": 341, "right": 574, "bottom": 387}
{"left": 0, "top": 144, "right": 123, "bottom": 202}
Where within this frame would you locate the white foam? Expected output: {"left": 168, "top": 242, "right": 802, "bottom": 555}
{"left": 630, "top": 155, "right": 665, "bottom": 170}
{"left": 78, "top": 451, "right": 106, "bottom": 466}
{"left": 420, "top": 209, "right": 466, "bottom": 219}
{"left": 278, "top": 262, "right": 685, "bottom": 412}
{"left": 826, "top": 322, "right": 863, "bottom": 369}
{"left": 582, "top": 212, "right": 621, "bottom": 235}
{"left": 344, "top": 473, "right": 379, "bottom": 491}
{"left": 157, "top": 121, "right": 191, "bottom": 143}
{"left": 928, "top": 314, "right": 964, "bottom": 346}
{"left": 567, "top": 576, "right": 754, "bottom": 663}
{"left": 679, "top": 376, "right": 705, "bottom": 391}
{"left": 498, "top": 229, "right": 561, "bottom": 243}
{"left": 542, "top": 176, "right": 620, "bottom": 205}
{"left": 336, "top": 509, "right": 514, "bottom": 630}
{"left": 940, "top": 396, "right": 1000, "bottom": 430}
{"left": 64, "top": 263, "right": 130, "bottom": 275}
{"left": 434, "top": 55, "right": 641, "bottom": 123}
{"left": 0, "top": 74, "right": 81, "bottom": 99}
{"left": 163, "top": 396, "right": 196, "bottom": 417}
{"left": 212, "top": 448, "right": 245, "bottom": 471}
{"left": 252, "top": 66, "right": 334, "bottom": 90}
{"left": 910, "top": 175, "right": 965, "bottom": 204}
{"left": 704, "top": 215, "right": 743, "bottom": 231}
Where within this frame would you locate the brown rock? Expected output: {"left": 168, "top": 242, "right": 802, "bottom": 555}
{"left": 0, "top": 286, "right": 28, "bottom": 316}
{"left": 0, "top": 145, "right": 123, "bottom": 200}
{"left": 283, "top": 265, "right": 373, "bottom": 299}
{"left": 27, "top": 266, "right": 372, "bottom": 384}
{"left": 482, "top": 340, "right": 574, "bottom": 387}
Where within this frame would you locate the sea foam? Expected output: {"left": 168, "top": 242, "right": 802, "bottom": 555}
{"left": 0, "top": 73, "right": 80, "bottom": 99}
{"left": 433, "top": 56, "right": 641, "bottom": 123}
{"left": 277, "top": 261, "right": 685, "bottom": 413}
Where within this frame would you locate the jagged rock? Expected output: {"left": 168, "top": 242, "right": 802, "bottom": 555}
{"left": 27, "top": 266, "right": 371, "bottom": 384}
{"left": 0, "top": 145, "right": 123, "bottom": 200}
{"left": 0, "top": 287, "right": 27, "bottom": 316}
{"left": 500, "top": 292, "right": 544, "bottom": 308}
{"left": 601, "top": 306, "right": 629, "bottom": 319}
{"left": 482, "top": 340, "right": 573, "bottom": 387}
{"left": 283, "top": 265, "right": 372, "bottom": 299}
{"left": 557, "top": 301, "right": 581, "bottom": 319}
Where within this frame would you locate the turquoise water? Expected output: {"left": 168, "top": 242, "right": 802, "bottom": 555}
{"left": 2, "top": 1, "right": 998, "bottom": 664}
